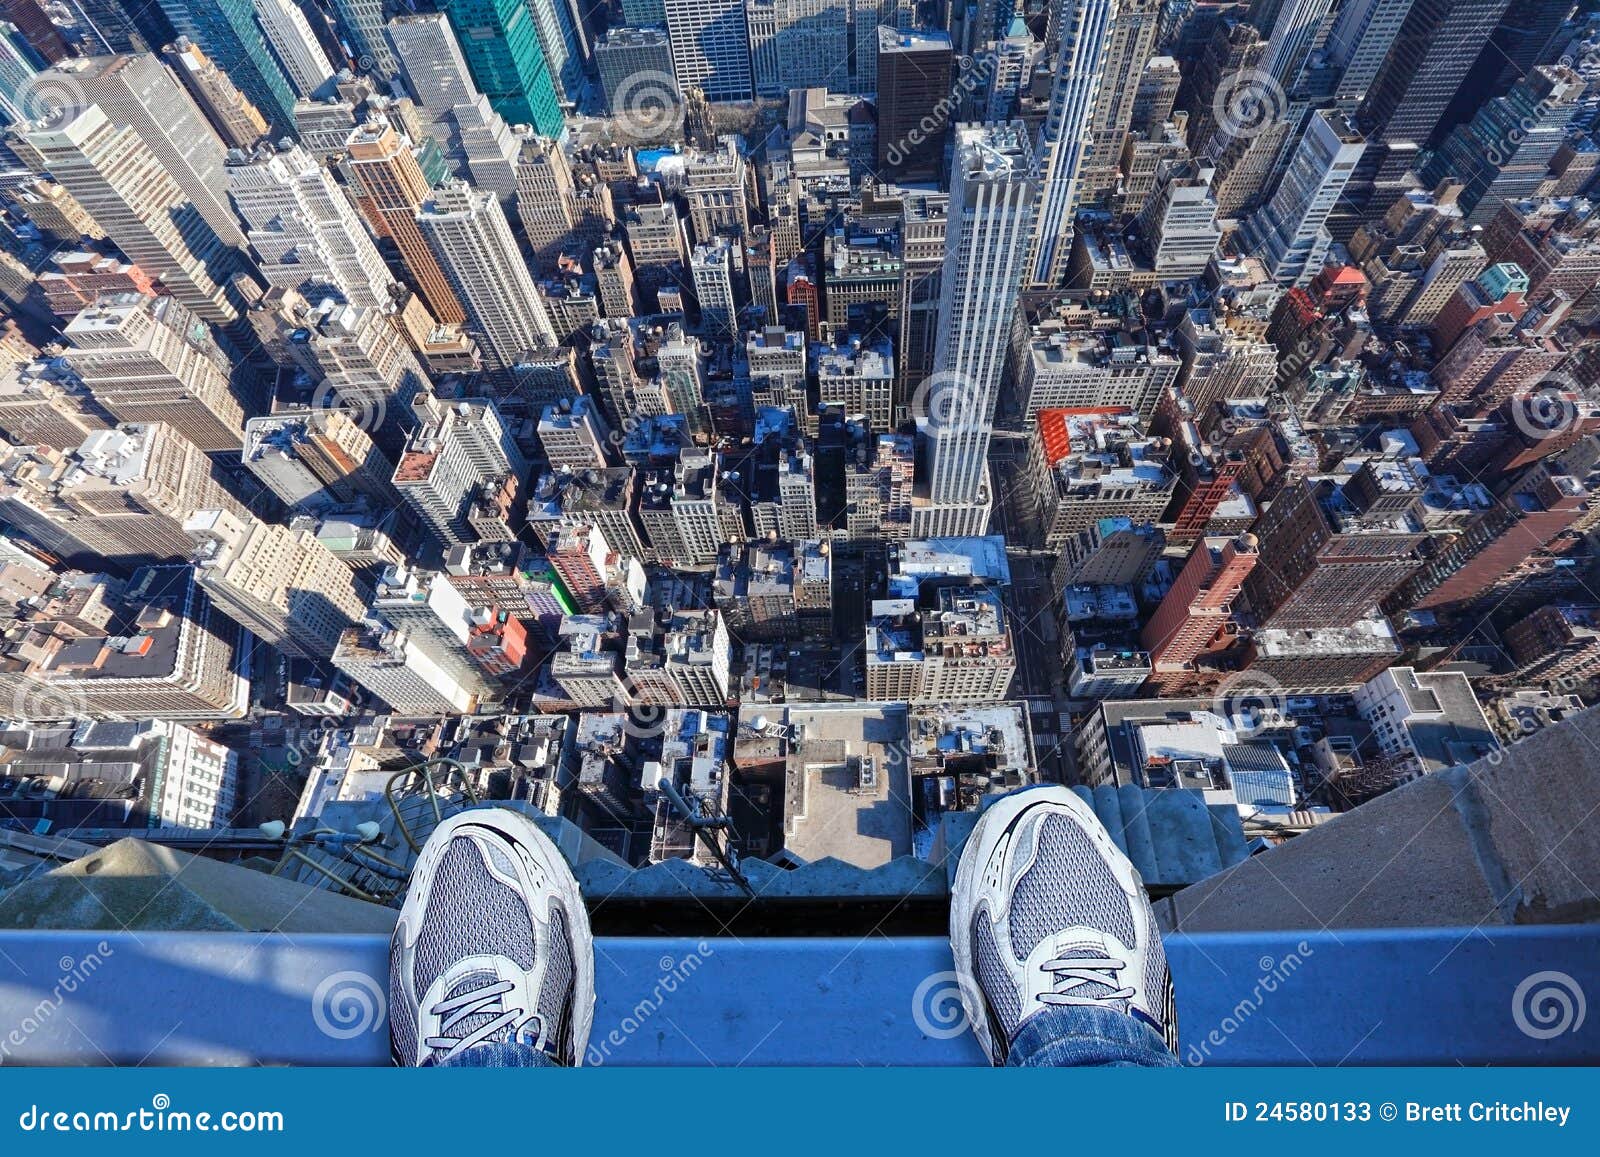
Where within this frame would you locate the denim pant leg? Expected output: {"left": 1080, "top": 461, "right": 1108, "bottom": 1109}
{"left": 436, "top": 1041, "right": 559, "bottom": 1068}
{"left": 1006, "top": 1005, "right": 1180, "bottom": 1068}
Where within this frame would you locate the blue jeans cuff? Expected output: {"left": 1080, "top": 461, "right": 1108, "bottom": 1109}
{"left": 1006, "top": 1004, "right": 1180, "bottom": 1068}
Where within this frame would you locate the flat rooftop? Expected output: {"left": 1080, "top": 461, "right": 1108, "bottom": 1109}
{"left": 779, "top": 703, "right": 911, "bottom": 868}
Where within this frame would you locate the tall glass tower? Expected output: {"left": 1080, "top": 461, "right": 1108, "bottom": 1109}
{"left": 440, "top": 0, "right": 564, "bottom": 137}
{"left": 155, "top": 0, "right": 299, "bottom": 133}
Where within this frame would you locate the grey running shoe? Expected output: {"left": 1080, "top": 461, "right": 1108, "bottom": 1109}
{"left": 390, "top": 808, "right": 595, "bottom": 1066}
{"left": 949, "top": 786, "right": 1177, "bottom": 1064}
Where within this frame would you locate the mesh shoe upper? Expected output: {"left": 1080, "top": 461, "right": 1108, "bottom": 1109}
{"left": 390, "top": 813, "right": 588, "bottom": 1066}
{"left": 952, "top": 789, "right": 1178, "bottom": 1063}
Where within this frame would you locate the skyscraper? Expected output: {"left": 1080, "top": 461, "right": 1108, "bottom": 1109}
{"left": 1358, "top": 0, "right": 1513, "bottom": 148}
{"left": 662, "top": 0, "right": 753, "bottom": 101}
{"left": 0, "top": 0, "right": 68, "bottom": 63}
{"left": 417, "top": 178, "right": 558, "bottom": 380}
{"left": 253, "top": 0, "right": 337, "bottom": 97}
{"left": 690, "top": 238, "right": 738, "bottom": 338}
{"left": 1244, "top": 465, "right": 1426, "bottom": 630}
{"left": 0, "top": 23, "right": 39, "bottom": 126}
{"left": 594, "top": 27, "right": 675, "bottom": 115}
{"left": 0, "top": 425, "right": 247, "bottom": 568}
{"left": 154, "top": 0, "right": 300, "bottom": 132}
{"left": 393, "top": 395, "right": 525, "bottom": 553}
{"left": 745, "top": 0, "right": 850, "bottom": 93}
{"left": 187, "top": 508, "right": 370, "bottom": 660}
{"left": 370, "top": 564, "right": 502, "bottom": 701}
{"left": 1257, "top": 0, "right": 1333, "bottom": 89}
{"left": 342, "top": 118, "right": 466, "bottom": 325}
{"left": 524, "top": 0, "right": 588, "bottom": 109}
{"left": 254, "top": 292, "right": 428, "bottom": 445}
{"left": 1141, "top": 533, "right": 1258, "bottom": 671}
{"left": 243, "top": 409, "right": 399, "bottom": 512}
{"left": 63, "top": 0, "right": 148, "bottom": 54}
{"left": 875, "top": 28, "right": 953, "bottom": 185}
{"left": 1242, "top": 109, "right": 1365, "bottom": 286}
{"left": 439, "top": 0, "right": 564, "bottom": 136}
{"left": 389, "top": 12, "right": 481, "bottom": 116}
{"left": 1326, "top": 0, "right": 1416, "bottom": 113}
{"left": 43, "top": 55, "right": 247, "bottom": 250}
{"left": 922, "top": 123, "right": 1035, "bottom": 506}
{"left": 226, "top": 142, "right": 393, "bottom": 311}
{"left": 26, "top": 107, "right": 254, "bottom": 325}
{"left": 1424, "top": 65, "right": 1586, "bottom": 226}
{"left": 163, "top": 37, "right": 270, "bottom": 150}
{"left": 516, "top": 132, "right": 580, "bottom": 267}
{"left": 61, "top": 294, "right": 247, "bottom": 451}
{"left": 1028, "top": 0, "right": 1115, "bottom": 287}
{"left": 1078, "top": 0, "right": 1164, "bottom": 208}
{"left": 329, "top": 0, "right": 400, "bottom": 82}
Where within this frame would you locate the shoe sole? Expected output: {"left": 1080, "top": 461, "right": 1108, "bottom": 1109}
{"left": 394, "top": 807, "right": 596, "bottom": 1066}
{"left": 948, "top": 785, "right": 1141, "bottom": 1064}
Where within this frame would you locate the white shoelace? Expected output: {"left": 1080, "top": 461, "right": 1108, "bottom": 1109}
{"left": 1037, "top": 954, "right": 1136, "bottom": 1007}
{"left": 424, "top": 977, "right": 524, "bottom": 1061}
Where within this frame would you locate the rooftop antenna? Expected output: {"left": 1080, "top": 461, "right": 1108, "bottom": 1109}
{"left": 657, "top": 776, "right": 754, "bottom": 896}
